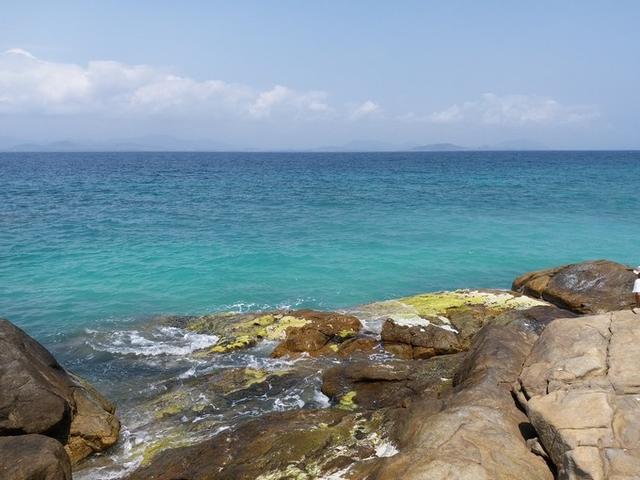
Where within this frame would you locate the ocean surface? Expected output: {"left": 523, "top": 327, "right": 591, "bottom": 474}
{"left": 2, "top": 151, "right": 639, "bottom": 347}
{"left": 2, "top": 150, "right": 639, "bottom": 478}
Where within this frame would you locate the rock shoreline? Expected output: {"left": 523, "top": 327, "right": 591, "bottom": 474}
{"left": 1, "top": 259, "right": 638, "bottom": 479}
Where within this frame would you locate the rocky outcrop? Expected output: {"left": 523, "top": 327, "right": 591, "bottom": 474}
{"left": 377, "top": 289, "right": 569, "bottom": 359}
{"left": 370, "top": 323, "right": 554, "bottom": 480}
{"left": 0, "top": 434, "right": 72, "bottom": 480}
{"left": 270, "top": 310, "right": 363, "bottom": 357}
{"left": 321, "top": 354, "right": 463, "bottom": 410}
{"left": 183, "top": 309, "right": 363, "bottom": 357}
{"left": 513, "top": 259, "right": 636, "bottom": 314}
{"left": 126, "top": 407, "right": 395, "bottom": 480}
{"left": 516, "top": 310, "right": 640, "bottom": 479}
{"left": 0, "top": 319, "right": 120, "bottom": 465}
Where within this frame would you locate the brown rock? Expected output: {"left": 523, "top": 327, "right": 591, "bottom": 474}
{"left": 371, "top": 323, "right": 554, "bottom": 480}
{"left": 381, "top": 319, "right": 462, "bottom": 359}
{"left": 126, "top": 408, "right": 394, "bottom": 480}
{"left": 513, "top": 259, "right": 636, "bottom": 313}
{"left": 321, "top": 355, "right": 463, "bottom": 410}
{"left": 0, "top": 434, "right": 71, "bottom": 480}
{"left": 516, "top": 311, "right": 640, "bottom": 479}
{"left": 271, "top": 309, "right": 362, "bottom": 357}
{"left": 0, "top": 319, "right": 120, "bottom": 464}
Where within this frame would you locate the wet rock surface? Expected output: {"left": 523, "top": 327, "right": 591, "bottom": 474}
{"left": 513, "top": 259, "right": 636, "bottom": 314}
{"left": 0, "top": 319, "right": 120, "bottom": 466}
{"left": 11, "top": 259, "right": 640, "bottom": 479}
{"left": 321, "top": 354, "right": 463, "bottom": 410}
{"left": 516, "top": 310, "right": 640, "bottom": 479}
{"left": 126, "top": 408, "right": 395, "bottom": 480}
{"left": 178, "top": 309, "right": 363, "bottom": 357}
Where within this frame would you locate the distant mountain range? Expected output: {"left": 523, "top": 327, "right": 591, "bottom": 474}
{"left": 0, "top": 136, "right": 551, "bottom": 152}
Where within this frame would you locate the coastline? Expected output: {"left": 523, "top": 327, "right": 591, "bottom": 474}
{"left": 2, "top": 259, "right": 638, "bottom": 479}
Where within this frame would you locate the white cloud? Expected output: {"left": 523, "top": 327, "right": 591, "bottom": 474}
{"left": 415, "top": 93, "right": 598, "bottom": 126}
{"left": 248, "top": 85, "right": 330, "bottom": 119}
{"left": 349, "top": 100, "right": 381, "bottom": 120}
{"left": 0, "top": 49, "right": 333, "bottom": 120}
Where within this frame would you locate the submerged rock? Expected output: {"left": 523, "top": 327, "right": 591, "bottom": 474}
{"left": 126, "top": 407, "right": 396, "bottom": 480}
{"left": 512, "top": 259, "right": 636, "bottom": 313}
{"left": 0, "top": 434, "right": 72, "bottom": 480}
{"left": 0, "top": 319, "right": 120, "bottom": 465}
{"left": 516, "top": 310, "right": 640, "bottom": 478}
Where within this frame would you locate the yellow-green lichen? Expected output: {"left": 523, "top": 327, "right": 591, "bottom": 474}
{"left": 337, "top": 329, "right": 357, "bottom": 339}
{"left": 338, "top": 391, "right": 358, "bottom": 410}
{"left": 206, "top": 335, "right": 256, "bottom": 354}
{"left": 398, "top": 289, "right": 547, "bottom": 317}
{"left": 193, "top": 313, "right": 312, "bottom": 355}
{"left": 328, "top": 344, "right": 339, "bottom": 352}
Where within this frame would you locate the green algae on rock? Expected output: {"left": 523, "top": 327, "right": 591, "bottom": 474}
{"left": 185, "top": 310, "right": 362, "bottom": 357}
{"left": 127, "top": 408, "right": 396, "bottom": 480}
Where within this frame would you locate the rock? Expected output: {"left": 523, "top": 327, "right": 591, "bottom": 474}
{"left": 271, "top": 310, "right": 362, "bottom": 357}
{"left": 512, "top": 259, "right": 636, "bottom": 314}
{"left": 126, "top": 408, "right": 396, "bottom": 480}
{"left": 375, "top": 289, "right": 553, "bottom": 359}
{"left": 382, "top": 319, "right": 462, "bottom": 359}
{"left": 335, "top": 336, "right": 380, "bottom": 357}
{"left": 321, "top": 354, "right": 464, "bottom": 410}
{"left": 371, "top": 323, "right": 554, "bottom": 480}
{"left": 516, "top": 310, "right": 640, "bottom": 479}
{"left": 0, "top": 434, "right": 71, "bottom": 480}
{"left": 0, "top": 319, "right": 120, "bottom": 464}
{"left": 184, "top": 309, "right": 362, "bottom": 357}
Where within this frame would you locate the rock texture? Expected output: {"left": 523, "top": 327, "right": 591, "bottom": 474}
{"left": 126, "top": 408, "right": 394, "bottom": 480}
{"left": 0, "top": 319, "right": 120, "bottom": 465}
{"left": 371, "top": 323, "right": 554, "bottom": 480}
{"left": 378, "top": 289, "right": 571, "bottom": 359}
{"left": 0, "top": 434, "right": 72, "bottom": 480}
{"left": 321, "top": 354, "right": 463, "bottom": 410}
{"left": 513, "top": 259, "right": 636, "bottom": 314}
{"left": 516, "top": 310, "right": 640, "bottom": 479}
{"left": 270, "top": 310, "right": 363, "bottom": 358}
{"left": 183, "top": 309, "right": 363, "bottom": 357}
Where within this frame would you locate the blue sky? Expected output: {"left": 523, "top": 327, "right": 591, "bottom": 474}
{"left": 1, "top": 1, "right": 638, "bottom": 149}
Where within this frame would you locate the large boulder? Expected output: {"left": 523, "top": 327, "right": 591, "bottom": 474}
{"left": 0, "top": 434, "right": 71, "bottom": 480}
{"left": 0, "top": 319, "right": 120, "bottom": 465}
{"left": 516, "top": 311, "right": 640, "bottom": 479}
{"left": 370, "top": 323, "right": 554, "bottom": 480}
{"left": 512, "top": 259, "right": 636, "bottom": 314}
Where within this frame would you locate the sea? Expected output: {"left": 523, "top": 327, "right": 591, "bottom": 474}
{"left": 1, "top": 150, "right": 639, "bottom": 477}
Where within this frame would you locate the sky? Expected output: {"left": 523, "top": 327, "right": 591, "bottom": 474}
{"left": 0, "top": 1, "right": 639, "bottom": 150}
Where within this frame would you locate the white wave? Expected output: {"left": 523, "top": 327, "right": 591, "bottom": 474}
{"left": 312, "top": 388, "right": 331, "bottom": 408}
{"left": 375, "top": 440, "right": 399, "bottom": 457}
{"left": 88, "top": 326, "right": 218, "bottom": 356}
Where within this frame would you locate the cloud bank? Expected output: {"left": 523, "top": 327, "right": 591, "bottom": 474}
{"left": 0, "top": 49, "right": 340, "bottom": 120}
{"left": 422, "top": 93, "right": 598, "bottom": 126}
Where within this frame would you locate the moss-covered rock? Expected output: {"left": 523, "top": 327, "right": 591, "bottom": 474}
{"left": 127, "top": 408, "right": 396, "bottom": 480}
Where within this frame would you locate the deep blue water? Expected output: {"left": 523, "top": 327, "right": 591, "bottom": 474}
{"left": 1, "top": 151, "right": 639, "bottom": 349}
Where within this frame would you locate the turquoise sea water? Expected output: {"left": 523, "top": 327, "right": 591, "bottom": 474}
{"left": 3, "top": 151, "right": 640, "bottom": 478}
{"left": 1, "top": 151, "right": 639, "bottom": 351}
